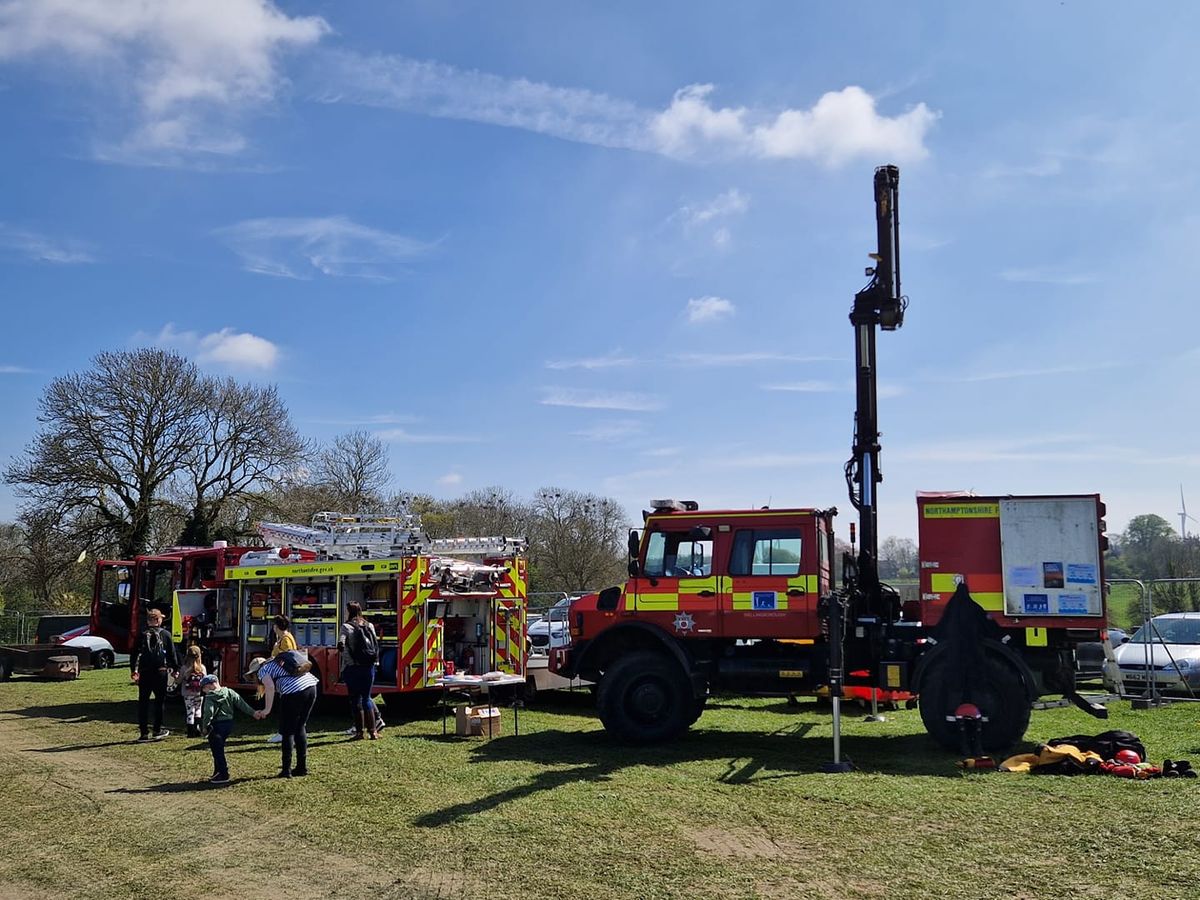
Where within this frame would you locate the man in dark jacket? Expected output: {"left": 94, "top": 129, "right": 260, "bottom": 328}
{"left": 131, "top": 606, "right": 179, "bottom": 741}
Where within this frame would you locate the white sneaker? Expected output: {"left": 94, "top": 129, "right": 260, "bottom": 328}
{"left": 267, "top": 733, "right": 283, "bottom": 744}
{"left": 343, "top": 726, "right": 357, "bottom": 736}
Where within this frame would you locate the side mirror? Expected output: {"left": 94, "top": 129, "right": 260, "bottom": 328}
{"left": 689, "top": 526, "right": 712, "bottom": 540}
{"left": 627, "top": 529, "right": 641, "bottom": 559}
{"left": 628, "top": 559, "right": 640, "bottom": 577}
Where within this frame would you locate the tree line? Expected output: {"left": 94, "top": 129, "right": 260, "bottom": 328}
{"left": 0, "top": 349, "right": 629, "bottom": 613}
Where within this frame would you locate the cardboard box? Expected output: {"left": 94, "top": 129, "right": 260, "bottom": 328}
{"left": 454, "top": 704, "right": 503, "bottom": 738}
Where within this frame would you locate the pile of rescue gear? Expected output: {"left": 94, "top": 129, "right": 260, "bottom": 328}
{"left": 992, "top": 730, "right": 1197, "bottom": 778}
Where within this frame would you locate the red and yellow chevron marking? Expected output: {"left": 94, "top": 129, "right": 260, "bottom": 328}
{"left": 423, "top": 619, "right": 443, "bottom": 686}
{"left": 399, "top": 606, "right": 424, "bottom": 690}
{"left": 401, "top": 557, "right": 425, "bottom": 608}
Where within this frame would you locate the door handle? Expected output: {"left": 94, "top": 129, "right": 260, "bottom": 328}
{"left": 787, "top": 588, "right": 806, "bottom": 597}
{"left": 698, "top": 590, "right": 716, "bottom": 598}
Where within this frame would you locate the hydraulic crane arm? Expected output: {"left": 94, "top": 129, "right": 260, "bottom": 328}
{"left": 844, "top": 165, "right": 906, "bottom": 616}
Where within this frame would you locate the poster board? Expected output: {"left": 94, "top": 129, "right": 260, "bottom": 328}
{"left": 999, "top": 497, "right": 1102, "bottom": 617}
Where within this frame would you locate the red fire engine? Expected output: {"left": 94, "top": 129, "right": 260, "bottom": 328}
{"left": 550, "top": 167, "right": 1111, "bottom": 752}
{"left": 91, "top": 514, "right": 529, "bottom": 696}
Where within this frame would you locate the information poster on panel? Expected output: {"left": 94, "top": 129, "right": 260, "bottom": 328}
{"left": 999, "top": 498, "right": 1102, "bottom": 617}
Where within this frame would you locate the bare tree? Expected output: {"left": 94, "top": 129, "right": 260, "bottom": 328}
{"left": 312, "top": 430, "right": 390, "bottom": 511}
{"left": 879, "top": 536, "right": 918, "bottom": 580}
{"left": 5, "top": 349, "right": 206, "bottom": 558}
{"left": 447, "top": 487, "right": 533, "bottom": 538}
{"left": 175, "top": 379, "right": 307, "bottom": 545}
{"left": 529, "top": 487, "right": 628, "bottom": 593}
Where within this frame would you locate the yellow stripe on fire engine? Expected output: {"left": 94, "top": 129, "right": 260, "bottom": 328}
{"left": 786, "top": 575, "right": 820, "bottom": 593}
{"left": 1026, "top": 627, "right": 1048, "bottom": 647}
{"left": 922, "top": 503, "right": 1000, "bottom": 519}
{"left": 636, "top": 593, "right": 679, "bottom": 610}
{"left": 225, "top": 559, "right": 403, "bottom": 580}
{"left": 677, "top": 576, "right": 718, "bottom": 593}
{"left": 930, "top": 574, "right": 964, "bottom": 593}
{"left": 928, "top": 589, "right": 1004, "bottom": 612}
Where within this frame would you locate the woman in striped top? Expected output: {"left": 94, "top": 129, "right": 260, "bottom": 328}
{"left": 247, "top": 655, "right": 319, "bottom": 778}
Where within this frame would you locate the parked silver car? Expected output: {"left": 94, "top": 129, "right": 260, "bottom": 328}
{"left": 527, "top": 597, "right": 573, "bottom": 654}
{"left": 1107, "top": 613, "right": 1200, "bottom": 692}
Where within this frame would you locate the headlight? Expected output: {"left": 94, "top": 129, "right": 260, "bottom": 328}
{"left": 1175, "top": 659, "right": 1192, "bottom": 670}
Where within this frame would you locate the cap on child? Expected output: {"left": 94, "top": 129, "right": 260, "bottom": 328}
{"left": 200, "top": 674, "right": 219, "bottom": 687}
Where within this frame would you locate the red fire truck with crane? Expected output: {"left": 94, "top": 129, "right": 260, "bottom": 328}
{"left": 550, "top": 166, "right": 1111, "bottom": 753}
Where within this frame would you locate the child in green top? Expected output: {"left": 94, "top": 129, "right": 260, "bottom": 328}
{"left": 200, "top": 675, "right": 257, "bottom": 785}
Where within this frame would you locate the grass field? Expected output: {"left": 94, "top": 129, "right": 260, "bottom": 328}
{"left": 2, "top": 672, "right": 1199, "bottom": 900}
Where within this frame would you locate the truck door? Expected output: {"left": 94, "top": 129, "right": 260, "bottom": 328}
{"left": 93, "top": 562, "right": 135, "bottom": 651}
{"left": 635, "top": 525, "right": 720, "bottom": 637}
{"left": 720, "top": 525, "right": 816, "bottom": 638}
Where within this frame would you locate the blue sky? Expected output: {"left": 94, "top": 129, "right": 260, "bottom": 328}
{"left": 2, "top": 1, "right": 1199, "bottom": 543}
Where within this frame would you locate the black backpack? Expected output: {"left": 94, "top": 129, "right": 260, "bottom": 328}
{"left": 137, "top": 627, "right": 168, "bottom": 670}
{"left": 276, "top": 650, "right": 312, "bottom": 677}
{"left": 348, "top": 623, "right": 378, "bottom": 666}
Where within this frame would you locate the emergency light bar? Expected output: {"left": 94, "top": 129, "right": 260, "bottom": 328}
{"left": 651, "top": 499, "right": 700, "bottom": 512}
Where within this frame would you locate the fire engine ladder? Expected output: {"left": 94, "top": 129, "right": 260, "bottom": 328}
{"left": 257, "top": 513, "right": 526, "bottom": 561}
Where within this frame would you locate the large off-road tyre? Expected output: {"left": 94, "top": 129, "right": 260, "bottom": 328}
{"left": 597, "top": 651, "right": 693, "bottom": 744}
{"left": 919, "top": 642, "right": 1032, "bottom": 753}
{"left": 686, "top": 690, "right": 708, "bottom": 727}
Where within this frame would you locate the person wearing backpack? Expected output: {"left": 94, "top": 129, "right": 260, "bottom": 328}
{"left": 130, "top": 607, "right": 179, "bottom": 742}
{"left": 338, "top": 601, "right": 380, "bottom": 740}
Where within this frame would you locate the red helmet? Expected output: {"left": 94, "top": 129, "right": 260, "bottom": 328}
{"left": 1114, "top": 749, "right": 1142, "bottom": 765}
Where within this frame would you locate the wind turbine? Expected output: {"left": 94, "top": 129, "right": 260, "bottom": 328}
{"left": 1180, "top": 485, "right": 1198, "bottom": 539}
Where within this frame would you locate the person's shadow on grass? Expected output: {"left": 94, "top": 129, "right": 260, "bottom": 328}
{"left": 105, "top": 775, "right": 274, "bottom": 794}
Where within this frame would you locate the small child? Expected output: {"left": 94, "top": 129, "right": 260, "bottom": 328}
{"left": 199, "top": 674, "right": 257, "bottom": 785}
{"left": 179, "top": 645, "right": 207, "bottom": 738}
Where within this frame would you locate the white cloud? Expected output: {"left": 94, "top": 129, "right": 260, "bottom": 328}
{"left": 686, "top": 296, "right": 735, "bottom": 324}
{"left": 375, "top": 428, "right": 482, "bottom": 444}
{"left": 0, "top": 0, "right": 328, "bottom": 164}
{"left": 216, "top": 216, "right": 434, "bottom": 280}
{"left": 679, "top": 189, "right": 750, "bottom": 227}
{"left": 436, "top": 472, "right": 463, "bottom": 487}
{"left": 999, "top": 267, "right": 1098, "bottom": 286}
{"left": 570, "top": 420, "right": 643, "bottom": 442}
{"left": 0, "top": 364, "right": 33, "bottom": 374}
{"left": 322, "top": 52, "right": 937, "bottom": 167}
{"left": 136, "top": 323, "right": 280, "bottom": 371}
{"left": 196, "top": 329, "right": 279, "bottom": 370}
{"left": 760, "top": 380, "right": 838, "bottom": 393}
{"left": 0, "top": 223, "right": 94, "bottom": 263}
{"left": 541, "top": 388, "right": 662, "bottom": 412}
{"left": 751, "top": 86, "right": 937, "bottom": 166}
{"left": 544, "top": 352, "right": 636, "bottom": 370}
{"left": 943, "top": 362, "right": 1120, "bottom": 384}
{"left": 672, "top": 352, "right": 843, "bottom": 367}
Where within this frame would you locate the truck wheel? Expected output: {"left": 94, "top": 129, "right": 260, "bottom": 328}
{"left": 0, "top": 657, "right": 12, "bottom": 681}
{"left": 524, "top": 676, "right": 538, "bottom": 705}
{"left": 686, "top": 689, "right": 708, "bottom": 726}
{"left": 919, "top": 643, "right": 1031, "bottom": 753}
{"left": 597, "top": 651, "right": 692, "bottom": 744}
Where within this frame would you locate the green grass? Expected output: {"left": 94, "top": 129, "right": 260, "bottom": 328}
{"left": 2, "top": 672, "right": 1200, "bottom": 899}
